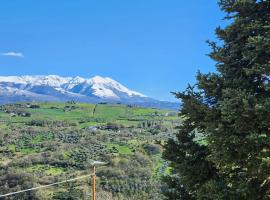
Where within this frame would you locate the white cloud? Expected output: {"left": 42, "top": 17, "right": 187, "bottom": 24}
{"left": 0, "top": 52, "right": 24, "bottom": 58}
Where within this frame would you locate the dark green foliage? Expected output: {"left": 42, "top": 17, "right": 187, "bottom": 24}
{"left": 163, "top": 119, "right": 219, "bottom": 199}
{"left": 52, "top": 183, "right": 82, "bottom": 200}
{"left": 162, "top": 175, "right": 194, "bottom": 200}
{"left": 143, "top": 143, "right": 162, "bottom": 155}
{"left": 0, "top": 169, "right": 38, "bottom": 200}
{"left": 163, "top": 0, "right": 270, "bottom": 199}
{"left": 102, "top": 122, "right": 125, "bottom": 131}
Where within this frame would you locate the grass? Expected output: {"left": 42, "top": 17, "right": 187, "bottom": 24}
{"left": 46, "top": 167, "right": 64, "bottom": 175}
{"left": 106, "top": 143, "right": 133, "bottom": 155}
{"left": 31, "top": 133, "right": 54, "bottom": 144}
{"left": 0, "top": 102, "right": 177, "bottom": 128}
{"left": 79, "top": 121, "right": 99, "bottom": 128}
{"left": 27, "top": 164, "right": 64, "bottom": 175}
{"left": 197, "top": 139, "right": 208, "bottom": 146}
{"left": 0, "top": 123, "right": 8, "bottom": 130}
{"left": 9, "top": 143, "right": 42, "bottom": 154}
{"left": 8, "top": 144, "right": 16, "bottom": 153}
{"left": 20, "top": 147, "right": 41, "bottom": 154}
{"left": 63, "top": 151, "right": 71, "bottom": 160}
{"left": 94, "top": 105, "right": 127, "bottom": 120}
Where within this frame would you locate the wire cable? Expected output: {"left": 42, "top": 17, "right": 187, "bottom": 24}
{"left": 0, "top": 174, "right": 92, "bottom": 198}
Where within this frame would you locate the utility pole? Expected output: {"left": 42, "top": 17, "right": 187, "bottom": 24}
{"left": 92, "top": 165, "right": 96, "bottom": 200}
{"left": 90, "top": 160, "right": 106, "bottom": 200}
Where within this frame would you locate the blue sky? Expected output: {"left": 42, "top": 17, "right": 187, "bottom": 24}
{"left": 0, "top": 0, "right": 225, "bottom": 101}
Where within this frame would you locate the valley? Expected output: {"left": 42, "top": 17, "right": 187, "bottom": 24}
{"left": 0, "top": 102, "right": 180, "bottom": 199}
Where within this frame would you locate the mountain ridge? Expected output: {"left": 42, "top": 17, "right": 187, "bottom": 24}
{"left": 0, "top": 75, "right": 179, "bottom": 110}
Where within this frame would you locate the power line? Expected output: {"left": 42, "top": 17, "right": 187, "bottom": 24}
{"left": 0, "top": 174, "right": 92, "bottom": 198}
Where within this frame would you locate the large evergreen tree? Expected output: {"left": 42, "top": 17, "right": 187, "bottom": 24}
{"left": 163, "top": 0, "right": 270, "bottom": 199}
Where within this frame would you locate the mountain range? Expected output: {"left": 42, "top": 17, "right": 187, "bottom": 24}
{"left": 0, "top": 75, "right": 179, "bottom": 110}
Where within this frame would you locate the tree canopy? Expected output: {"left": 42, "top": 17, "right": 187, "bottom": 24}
{"left": 163, "top": 0, "right": 270, "bottom": 199}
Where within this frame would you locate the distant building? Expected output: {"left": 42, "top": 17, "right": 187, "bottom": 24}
{"left": 87, "top": 126, "right": 98, "bottom": 132}
{"left": 10, "top": 112, "right": 17, "bottom": 117}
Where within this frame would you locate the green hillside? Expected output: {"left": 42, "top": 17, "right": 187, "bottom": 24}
{"left": 0, "top": 102, "right": 179, "bottom": 199}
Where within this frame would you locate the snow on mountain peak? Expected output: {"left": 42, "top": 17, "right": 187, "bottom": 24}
{"left": 0, "top": 75, "right": 179, "bottom": 110}
{"left": 88, "top": 75, "right": 147, "bottom": 98}
{"left": 90, "top": 75, "right": 107, "bottom": 83}
{"left": 0, "top": 75, "right": 147, "bottom": 99}
{"left": 0, "top": 75, "right": 71, "bottom": 86}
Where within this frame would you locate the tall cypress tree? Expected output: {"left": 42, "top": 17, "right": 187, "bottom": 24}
{"left": 163, "top": 0, "right": 270, "bottom": 199}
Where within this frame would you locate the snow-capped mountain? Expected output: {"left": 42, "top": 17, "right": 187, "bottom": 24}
{"left": 0, "top": 75, "right": 179, "bottom": 110}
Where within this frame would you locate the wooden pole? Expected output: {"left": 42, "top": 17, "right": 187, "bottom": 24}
{"left": 92, "top": 165, "right": 96, "bottom": 200}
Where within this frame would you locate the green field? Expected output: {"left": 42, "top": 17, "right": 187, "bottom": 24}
{"left": 0, "top": 102, "right": 179, "bottom": 200}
